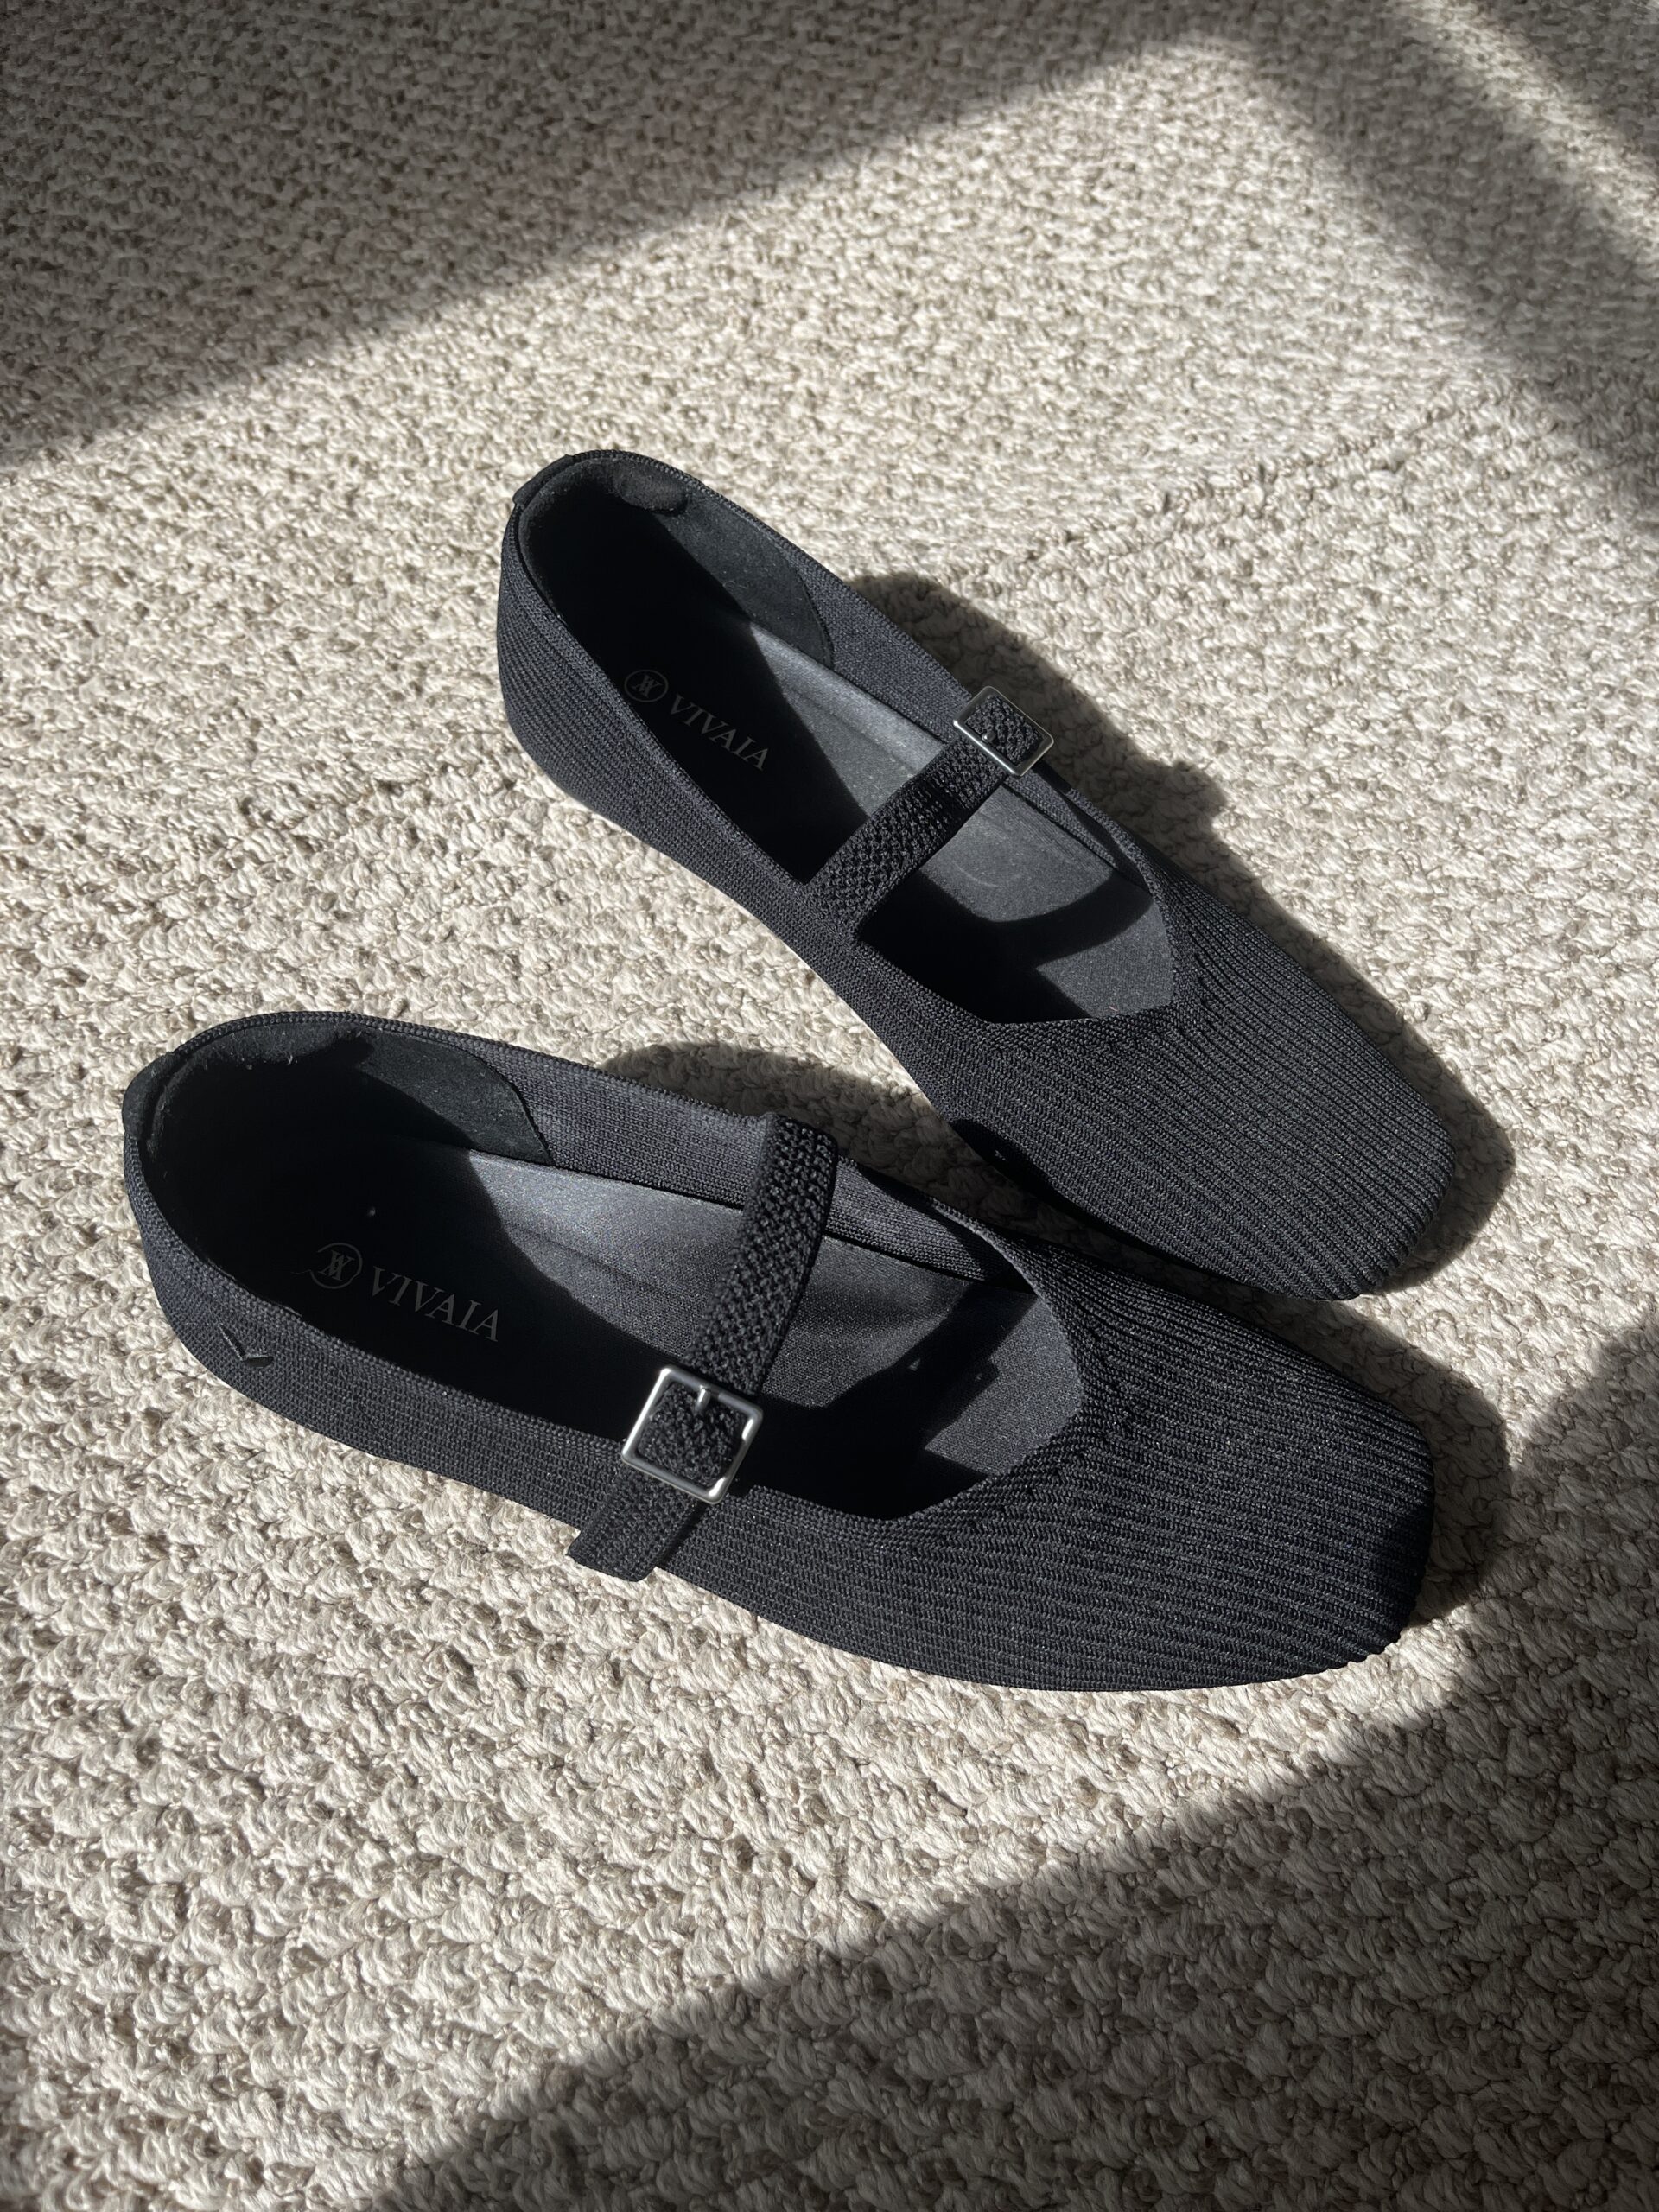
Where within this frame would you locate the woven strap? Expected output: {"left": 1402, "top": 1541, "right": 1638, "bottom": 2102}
{"left": 808, "top": 686, "right": 1054, "bottom": 931}
{"left": 569, "top": 1116, "right": 839, "bottom": 1581}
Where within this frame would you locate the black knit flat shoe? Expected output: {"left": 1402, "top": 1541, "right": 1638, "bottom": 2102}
{"left": 124, "top": 1012, "right": 1433, "bottom": 1690}
{"left": 497, "top": 450, "right": 1453, "bottom": 1299}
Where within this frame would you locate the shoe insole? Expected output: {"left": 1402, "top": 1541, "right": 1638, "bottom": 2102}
{"left": 539, "top": 498, "right": 1173, "bottom": 1020}
{"left": 231, "top": 1136, "right": 1079, "bottom": 1516}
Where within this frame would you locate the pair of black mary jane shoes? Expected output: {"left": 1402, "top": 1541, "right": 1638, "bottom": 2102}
{"left": 127, "top": 451, "right": 1456, "bottom": 1692}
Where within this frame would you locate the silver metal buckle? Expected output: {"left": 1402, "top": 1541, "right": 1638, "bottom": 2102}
{"left": 620, "top": 1364, "right": 764, "bottom": 1503}
{"left": 954, "top": 685, "right": 1054, "bottom": 776}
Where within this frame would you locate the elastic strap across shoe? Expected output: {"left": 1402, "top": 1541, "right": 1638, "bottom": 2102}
{"left": 569, "top": 1114, "right": 839, "bottom": 1580}
{"left": 807, "top": 687, "right": 1054, "bottom": 931}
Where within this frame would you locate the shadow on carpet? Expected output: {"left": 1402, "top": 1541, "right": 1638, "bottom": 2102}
{"left": 7, "top": 1, "right": 1656, "bottom": 499}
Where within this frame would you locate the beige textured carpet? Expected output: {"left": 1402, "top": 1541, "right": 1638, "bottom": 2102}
{"left": 3, "top": 3, "right": 1657, "bottom": 2205}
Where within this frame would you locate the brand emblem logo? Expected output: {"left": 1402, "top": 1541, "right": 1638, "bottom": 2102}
{"left": 625, "top": 667, "right": 668, "bottom": 703}
{"left": 308, "top": 1240, "right": 362, "bottom": 1288}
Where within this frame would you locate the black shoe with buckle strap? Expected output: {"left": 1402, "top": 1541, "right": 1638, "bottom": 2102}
{"left": 124, "top": 1012, "right": 1433, "bottom": 1690}
{"left": 497, "top": 449, "right": 1454, "bottom": 1300}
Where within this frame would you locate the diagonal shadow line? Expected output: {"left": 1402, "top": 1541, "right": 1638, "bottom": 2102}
{"left": 1244, "top": 0, "right": 1659, "bottom": 515}
{"left": 0, "top": 0, "right": 1185, "bottom": 463}
{"left": 1470, "top": 0, "right": 1659, "bottom": 173}
{"left": 2, "top": 0, "right": 1656, "bottom": 507}
{"left": 357, "top": 1321, "right": 1653, "bottom": 2211}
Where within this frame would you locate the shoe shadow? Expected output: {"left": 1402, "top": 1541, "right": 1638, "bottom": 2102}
{"left": 852, "top": 572, "right": 1516, "bottom": 1289}
{"left": 601, "top": 1041, "right": 1510, "bottom": 1630}
{"left": 362, "top": 1327, "right": 1651, "bottom": 2210}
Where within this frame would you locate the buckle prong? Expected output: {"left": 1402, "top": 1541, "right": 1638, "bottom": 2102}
{"left": 620, "top": 1364, "right": 763, "bottom": 1503}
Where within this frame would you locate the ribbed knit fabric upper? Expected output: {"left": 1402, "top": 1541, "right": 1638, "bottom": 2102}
{"left": 124, "top": 1013, "right": 1433, "bottom": 1693}
{"left": 498, "top": 451, "right": 1454, "bottom": 1299}
{"left": 985, "top": 840, "right": 1456, "bottom": 1297}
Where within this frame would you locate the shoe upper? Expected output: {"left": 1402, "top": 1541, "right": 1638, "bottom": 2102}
{"left": 970, "top": 834, "right": 1455, "bottom": 1298}
{"left": 124, "top": 1012, "right": 1433, "bottom": 1691}
{"left": 497, "top": 449, "right": 1454, "bottom": 1300}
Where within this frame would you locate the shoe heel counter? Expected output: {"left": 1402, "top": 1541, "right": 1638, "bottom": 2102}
{"left": 496, "top": 520, "right": 644, "bottom": 836}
